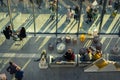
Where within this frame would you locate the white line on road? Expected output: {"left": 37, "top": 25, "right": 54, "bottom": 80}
{"left": 0, "top": 53, "right": 40, "bottom": 58}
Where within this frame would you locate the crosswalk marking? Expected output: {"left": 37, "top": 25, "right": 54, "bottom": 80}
{"left": 0, "top": 53, "right": 40, "bottom": 58}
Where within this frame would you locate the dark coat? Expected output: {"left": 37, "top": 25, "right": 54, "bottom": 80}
{"left": 15, "top": 70, "right": 24, "bottom": 80}
{"left": 64, "top": 52, "right": 75, "bottom": 61}
{"left": 6, "top": 65, "right": 17, "bottom": 74}
{"left": 3, "top": 27, "right": 12, "bottom": 39}
{"left": 18, "top": 27, "right": 26, "bottom": 39}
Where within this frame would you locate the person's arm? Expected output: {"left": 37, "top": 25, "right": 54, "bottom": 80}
{"left": 34, "top": 53, "right": 46, "bottom": 62}
{"left": 34, "top": 58, "right": 40, "bottom": 62}
{"left": 6, "top": 66, "right": 10, "bottom": 72}
{"left": 63, "top": 52, "right": 67, "bottom": 57}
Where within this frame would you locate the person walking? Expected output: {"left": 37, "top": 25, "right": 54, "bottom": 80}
{"left": 34, "top": 50, "right": 47, "bottom": 62}
{"left": 36, "top": 0, "right": 43, "bottom": 9}
{"left": 6, "top": 61, "right": 17, "bottom": 75}
{"left": 86, "top": 5, "right": 93, "bottom": 24}
{"left": 49, "top": 0, "right": 57, "bottom": 20}
{"left": 15, "top": 68, "right": 24, "bottom": 80}
{"left": 74, "top": 6, "right": 80, "bottom": 21}
{"left": 66, "top": 7, "right": 74, "bottom": 23}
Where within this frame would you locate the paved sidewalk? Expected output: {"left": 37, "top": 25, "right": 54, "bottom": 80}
{"left": 0, "top": 0, "right": 119, "bottom": 34}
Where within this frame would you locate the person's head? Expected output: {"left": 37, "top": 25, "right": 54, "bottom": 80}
{"left": 16, "top": 66, "right": 21, "bottom": 71}
{"left": 42, "top": 50, "right": 46, "bottom": 54}
{"left": 75, "top": 5, "right": 79, "bottom": 9}
{"left": 67, "top": 49, "right": 72, "bottom": 53}
{"left": 21, "top": 27, "right": 25, "bottom": 31}
{"left": 8, "top": 26, "right": 11, "bottom": 29}
{"left": 9, "top": 61, "right": 13, "bottom": 65}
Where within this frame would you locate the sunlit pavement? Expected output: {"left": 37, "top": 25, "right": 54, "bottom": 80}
{"left": 0, "top": 0, "right": 119, "bottom": 33}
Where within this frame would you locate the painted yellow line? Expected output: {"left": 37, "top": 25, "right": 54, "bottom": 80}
{"left": 0, "top": 36, "right": 5, "bottom": 46}
{"left": 69, "top": 22, "right": 78, "bottom": 33}
{"left": 101, "top": 15, "right": 110, "bottom": 29}
{"left": 38, "top": 37, "right": 51, "bottom": 50}
{"left": 22, "top": 54, "right": 35, "bottom": 70}
{"left": 86, "top": 40, "right": 92, "bottom": 47}
{"left": 57, "top": 15, "right": 66, "bottom": 28}
{"left": 85, "top": 40, "right": 89, "bottom": 47}
{"left": 106, "top": 15, "right": 120, "bottom": 33}
{"left": 100, "top": 37, "right": 106, "bottom": 44}
{"left": 35, "top": 14, "right": 49, "bottom": 32}
{"left": 35, "top": 37, "right": 41, "bottom": 43}
{"left": 83, "top": 40, "right": 92, "bottom": 48}
{"left": 62, "top": 19, "right": 75, "bottom": 33}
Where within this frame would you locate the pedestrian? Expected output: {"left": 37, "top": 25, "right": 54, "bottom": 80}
{"left": 6, "top": 61, "right": 17, "bottom": 75}
{"left": 49, "top": 0, "right": 57, "bottom": 20}
{"left": 113, "top": 1, "right": 119, "bottom": 11}
{"left": 3, "top": 26, "right": 12, "bottom": 39}
{"left": 84, "top": 48, "right": 93, "bottom": 61}
{"left": 63, "top": 49, "right": 75, "bottom": 61}
{"left": 92, "top": 50, "right": 102, "bottom": 60}
{"left": 66, "top": 7, "right": 74, "bottom": 23}
{"left": 86, "top": 5, "right": 93, "bottom": 24}
{"left": 15, "top": 68, "right": 24, "bottom": 80}
{"left": 45, "top": 0, "right": 49, "bottom": 8}
{"left": 52, "top": 49, "right": 75, "bottom": 62}
{"left": 34, "top": 50, "right": 47, "bottom": 62}
{"left": 92, "top": 9, "right": 98, "bottom": 21}
{"left": 17, "top": 27, "right": 26, "bottom": 40}
{"left": 0, "top": 73, "right": 7, "bottom": 80}
{"left": 98, "top": 0, "right": 103, "bottom": 5}
{"left": 0, "top": 0, "right": 6, "bottom": 6}
{"left": 74, "top": 6, "right": 80, "bottom": 21}
{"left": 36, "top": 0, "right": 43, "bottom": 9}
